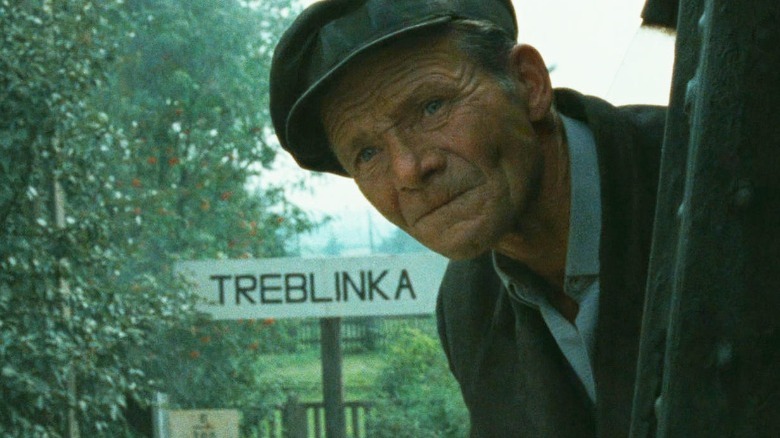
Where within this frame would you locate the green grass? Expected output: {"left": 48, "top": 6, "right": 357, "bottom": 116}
{"left": 255, "top": 349, "right": 386, "bottom": 402}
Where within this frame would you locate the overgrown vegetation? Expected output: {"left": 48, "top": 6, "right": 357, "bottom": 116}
{"left": 367, "top": 328, "right": 470, "bottom": 438}
{"left": 0, "top": 0, "right": 309, "bottom": 435}
{"left": 1, "top": 0, "right": 471, "bottom": 436}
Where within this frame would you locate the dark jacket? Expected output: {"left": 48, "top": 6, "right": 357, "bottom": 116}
{"left": 436, "top": 89, "right": 666, "bottom": 437}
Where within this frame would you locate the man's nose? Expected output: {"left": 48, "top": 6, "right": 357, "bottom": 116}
{"left": 384, "top": 130, "right": 446, "bottom": 190}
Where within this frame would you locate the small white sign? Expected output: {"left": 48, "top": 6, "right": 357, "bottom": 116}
{"left": 167, "top": 409, "right": 240, "bottom": 438}
{"left": 175, "top": 253, "right": 449, "bottom": 320}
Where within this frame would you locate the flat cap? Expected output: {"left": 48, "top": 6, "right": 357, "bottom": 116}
{"left": 270, "top": 0, "right": 518, "bottom": 175}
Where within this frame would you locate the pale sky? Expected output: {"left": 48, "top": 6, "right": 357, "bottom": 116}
{"left": 268, "top": 0, "right": 676, "bottom": 254}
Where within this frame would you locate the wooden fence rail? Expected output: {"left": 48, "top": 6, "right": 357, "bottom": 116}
{"left": 296, "top": 316, "right": 434, "bottom": 352}
{"left": 257, "top": 397, "right": 372, "bottom": 438}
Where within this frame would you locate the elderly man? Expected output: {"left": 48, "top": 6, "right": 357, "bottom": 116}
{"left": 270, "top": 0, "right": 665, "bottom": 436}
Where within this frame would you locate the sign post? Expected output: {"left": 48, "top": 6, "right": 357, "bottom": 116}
{"left": 320, "top": 317, "right": 345, "bottom": 438}
{"left": 176, "top": 253, "right": 449, "bottom": 438}
{"left": 152, "top": 392, "right": 169, "bottom": 438}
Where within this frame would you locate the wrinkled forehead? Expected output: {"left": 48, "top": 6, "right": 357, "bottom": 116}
{"left": 320, "top": 32, "right": 464, "bottom": 141}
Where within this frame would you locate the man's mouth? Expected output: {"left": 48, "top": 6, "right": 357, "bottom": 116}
{"left": 411, "top": 188, "right": 470, "bottom": 226}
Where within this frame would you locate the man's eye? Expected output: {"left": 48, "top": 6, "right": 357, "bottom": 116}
{"left": 357, "top": 147, "right": 378, "bottom": 164}
{"left": 424, "top": 99, "right": 443, "bottom": 115}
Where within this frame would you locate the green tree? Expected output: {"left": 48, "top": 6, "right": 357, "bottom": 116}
{"left": 1, "top": 0, "right": 311, "bottom": 435}
{"left": 104, "top": 0, "right": 309, "bottom": 265}
{"left": 97, "top": 0, "right": 312, "bottom": 431}
{"left": 1, "top": 0, "right": 194, "bottom": 435}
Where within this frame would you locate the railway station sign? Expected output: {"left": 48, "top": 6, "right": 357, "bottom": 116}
{"left": 175, "top": 253, "right": 449, "bottom": 320}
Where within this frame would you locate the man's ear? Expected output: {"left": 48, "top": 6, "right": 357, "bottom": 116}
{"left": 508, "top": 44, "right": 553, "bottom": 123}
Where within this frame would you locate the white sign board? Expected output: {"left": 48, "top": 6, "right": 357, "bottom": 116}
{"left": 167, "top": 409, "right": 240, "bottom": 438}
{"left": 175, "top": 253, "right": 449, "bottom": 320}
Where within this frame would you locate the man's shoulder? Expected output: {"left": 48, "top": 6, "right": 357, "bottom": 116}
{"left": 554, "top": 88, "right": 666, "bottom": 174}
{"left": 553, "top": 87, "right": 666, "bottom": 131}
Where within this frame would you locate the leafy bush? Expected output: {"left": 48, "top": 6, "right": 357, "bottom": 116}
{"left": 0, "top": 0, "right": 310, "bottom": 435}
{"left": 143, "top": 318, "right": 290, "bottom": 436}
{"left": 0, "top": 1, "right": 190, "bottom": 435}
{"left": 366, "top": 328, "right": 469, "bottom": 438}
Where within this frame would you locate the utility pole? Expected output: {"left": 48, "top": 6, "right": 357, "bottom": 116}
{"left": 51, "top": 138, "right": 80, "bottom": 438}
{"left": 631, "top": 0, "right": 780, "bottom": 436}
{"left": 367, "top": 210, "right": 376, "bottom": 254}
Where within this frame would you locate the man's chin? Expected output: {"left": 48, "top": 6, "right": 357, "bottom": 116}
{"left": 417, "top": 234, "right": 494, "bottom": 261}
{"left": 408, "top": 219, "right": 497, "bottom": 259}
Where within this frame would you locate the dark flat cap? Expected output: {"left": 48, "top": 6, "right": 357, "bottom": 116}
{"left": 270, "top": 0, "right": 518, "bottom": 175}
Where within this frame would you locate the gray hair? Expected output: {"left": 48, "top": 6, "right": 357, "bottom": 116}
{"left": 448, "top": 19, "right": 517, "bottom": 89}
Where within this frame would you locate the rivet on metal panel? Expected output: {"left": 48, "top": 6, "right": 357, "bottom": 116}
{"left": 716, "top": 341, "right": 734, "bottom": 369}
{"left": 684, "top": 74, "right": 699, "bottom": 115}
{"left": 697, "top": 11, "right": 708, "bottom": 34}
{"left": 654, "top": 395, "right": 664, "bottom": 420}
{"left": 732, "top": 179, "right": 754, "bottom": 210}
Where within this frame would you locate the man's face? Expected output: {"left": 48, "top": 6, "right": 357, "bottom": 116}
{"left": 322, "top": 35, "right": 544, "bottom": 259}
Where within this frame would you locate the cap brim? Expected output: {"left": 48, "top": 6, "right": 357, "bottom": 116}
{"left": 284, "top": 15, "right": 455, "bottom": 176}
